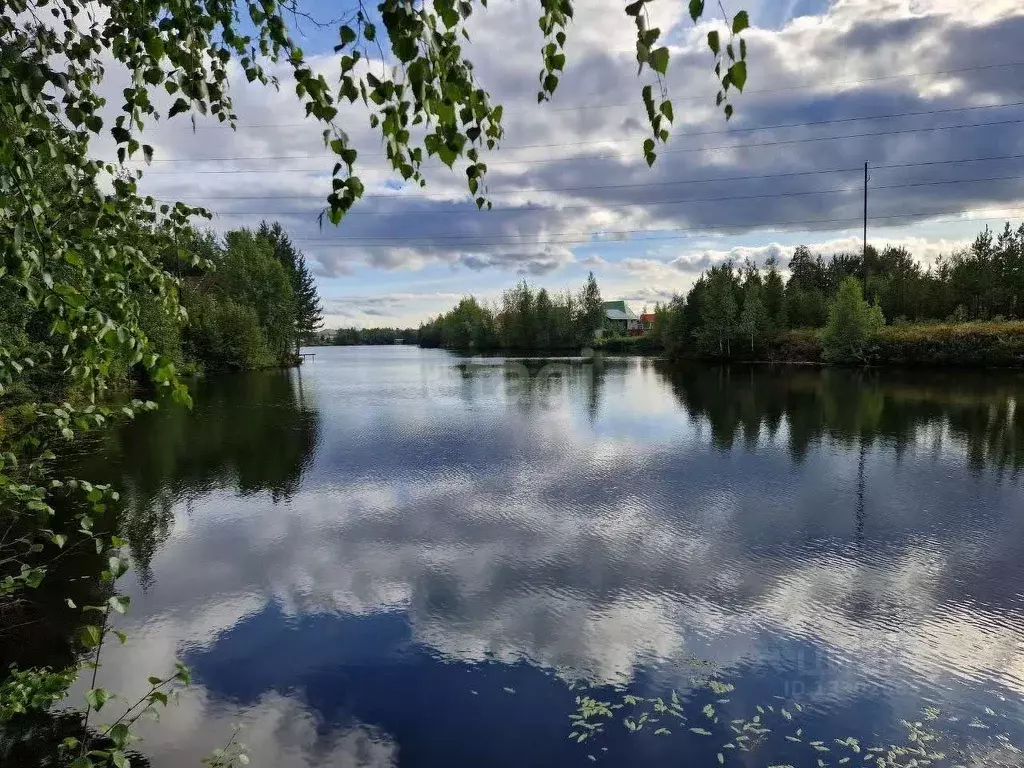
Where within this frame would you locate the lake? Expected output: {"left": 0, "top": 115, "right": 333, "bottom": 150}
{"left": 50, "top": 348, "right": 1024, "bottom": 765}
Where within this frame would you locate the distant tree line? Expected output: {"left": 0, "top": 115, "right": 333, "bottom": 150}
{"left": 412, "top": 223, "right": 1024, "bottom": 366}
{"left": 329, "top": 327, "right": 420, "bottom": 345}
{"left": 647, "top": 222, "right": 1024, "bottom": 364}
{"left": 418, "top": 273, "right": 605, "bottom": 351}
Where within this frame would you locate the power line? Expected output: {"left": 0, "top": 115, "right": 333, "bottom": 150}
{"left": 123, "top": 99, "right": 1024, "bottom": 160}
{"left": 284, "top": 207, "right": 1024, "bottom": 248}
{"left": 192, "top": 173, "right": 1024, "bottom": 218}
{"left": 178, "top": 165, "right": 865, "bottom": 201}
{"left": 543, "top": 59, "right": 1024, "bottom": 113}
{"left": 126, "top": 116, "right": 1024, "bottom": 174}
{"left": 136, "top": 59, "right": 1024, "bottom": 129}
{"left": 266, "top": 204, "right": 1024, "bottom": 246}
{"left": 162, "top": 152, "right": 1024, "bottom": 202}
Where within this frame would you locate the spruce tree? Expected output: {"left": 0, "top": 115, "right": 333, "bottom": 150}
{"left": 580, "top": 271, "right": 604, "bottom": 342}
{"left": 258, "top": 220, "right": 324, "bottom": 352}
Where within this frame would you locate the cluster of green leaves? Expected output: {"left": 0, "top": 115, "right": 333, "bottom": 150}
{"left": 201, "top": 724, "right": 250, "bottom": 767}
{"left": 626, "top": 1, "right": 748, "bottom": 166}
{"left": 418, "top": 271, "right": 604, "bottom": 351}
{"left": 58, "top": 662, "right": 195, "bottom": 768}
{"left": 335, "top": 1, "right": 505, "bottom": 214}
{"left": 0, "top": 666, "right": 78, "bottom": 722}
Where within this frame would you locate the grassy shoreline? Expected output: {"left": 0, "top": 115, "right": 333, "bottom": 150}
{"left": 591, "top": 320, "right": 1024, "bottom": 368}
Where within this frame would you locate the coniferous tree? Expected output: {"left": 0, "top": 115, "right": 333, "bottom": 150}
{"left": 258, "top": 220, "right": 324, "bottom": 352}
{"left": 580, "top": 271, "right": 604, "bottom": 342}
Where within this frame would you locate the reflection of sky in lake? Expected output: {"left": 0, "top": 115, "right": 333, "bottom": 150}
{"left": 91, "top": 348, "right": 1024, "bottom": 767}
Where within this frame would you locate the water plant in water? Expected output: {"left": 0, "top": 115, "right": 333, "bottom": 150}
{"left": 568, "top": 667, "right": 1023, "bottom": 767}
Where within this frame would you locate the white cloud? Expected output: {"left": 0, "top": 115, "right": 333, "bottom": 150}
{"left": 91, "top": 0, "right": 1024, "bottom": 321}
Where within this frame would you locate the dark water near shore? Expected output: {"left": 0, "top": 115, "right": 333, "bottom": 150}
{"left": 53, "top": 348, "right": 1024, "bottom": 765}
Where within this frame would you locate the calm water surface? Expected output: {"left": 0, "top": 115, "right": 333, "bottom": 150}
{"left": 76, "top": 348, "right": 1024, "bottom": 766}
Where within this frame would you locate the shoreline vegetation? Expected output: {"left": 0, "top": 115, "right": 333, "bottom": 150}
{"left": 1, "top": 216, "right": 322, "bottom": 763}
{"left": 593, "top": 320, "right": 1024, "bottom": 368}
{"left": 400, "top": 223, "right": 1024, "bottom": 369}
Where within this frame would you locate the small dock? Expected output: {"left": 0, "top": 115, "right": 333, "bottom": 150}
{"left": 299, "top": 352, "right": 316, "bottom": 362}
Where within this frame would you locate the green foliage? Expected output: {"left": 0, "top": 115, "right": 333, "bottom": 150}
{"left": 419, "top": 273, "right": 605, "bottom": 352}
{"left": 641, "top": 223, "right": 1024, "bottom": 366}
{"left": 871, "top": 320, "right": 1024, "bottom": 367}
{"left": 581, "top": 272, "right": 605, "bottom": 343}
{"left": 257, "top": 222, "right": 324, "bottom": 352}
{"left": 186, "top": 294, "right": 272, "bottom": 371}
{"left": 329, "top": 327, "right": 419, "bottom": 345}
{"left": 621, "top": 0, "right": 748, "bottom": 165}
{"left": 695, "top": 264, "right": 739, "bottom": 358}
{"left": 180, "top": 226, "right": 314, "bottom": 370}
{"left": 201, "top": 724, "right": 249, "bottom": 767}
{"left": 1, "top": 0, "right": 747, "bottom": 762}
{"left": 0, "top": 667, "right": 77, "bottom": 722}
{"left": 593, "top": 334, "right": 662, "bottom": 353}
{"left": 737, "top": 264, "right": 771, "bottom": 356}
{"left": 822, "top": 277, "right": 885, "bottom": 363}
{"left": 769, "top": 328, "right": 824, "bottom": 363}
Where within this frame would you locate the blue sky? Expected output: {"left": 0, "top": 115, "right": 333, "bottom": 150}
{"left": 116, "top": 0, "right": 1024, "bottom": 327}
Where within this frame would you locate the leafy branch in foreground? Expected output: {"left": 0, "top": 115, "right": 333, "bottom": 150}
{"left": 3, "top": 0, "right": 748, "bottom": 764}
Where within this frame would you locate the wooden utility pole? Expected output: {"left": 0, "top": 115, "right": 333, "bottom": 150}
{"left": 863, "top": 162, "right": 869, "bottom": 292}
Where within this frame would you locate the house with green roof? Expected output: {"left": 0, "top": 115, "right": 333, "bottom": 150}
{"left": 602, "top": 300, "right": 642, "bottom": 336}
